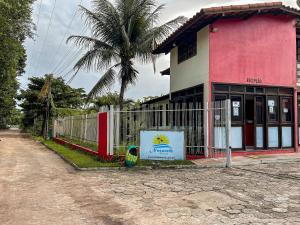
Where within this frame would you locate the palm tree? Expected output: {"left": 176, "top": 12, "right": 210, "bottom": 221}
{"left": 67, "top": 0, "right": 186, "bottom": 109}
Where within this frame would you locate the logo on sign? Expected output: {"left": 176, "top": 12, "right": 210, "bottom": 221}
{"left": 152, "top": 135, "right": 173, "bottom": 153}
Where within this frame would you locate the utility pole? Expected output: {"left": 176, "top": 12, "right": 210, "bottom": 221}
{"left": 41, "top": 75, "right": 53, "bottom": 139}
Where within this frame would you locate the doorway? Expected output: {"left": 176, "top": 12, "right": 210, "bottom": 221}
{"left": 245, "top": 96, "right": 255, "bottom": 148}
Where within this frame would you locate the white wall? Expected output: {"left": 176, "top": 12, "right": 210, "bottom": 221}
{"left": 170, "top": 26, "right": 210, "bottom": 101}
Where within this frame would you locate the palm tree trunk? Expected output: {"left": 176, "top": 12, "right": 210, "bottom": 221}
{"left": 119, "top": 79, "right": 126, "bottom": 110}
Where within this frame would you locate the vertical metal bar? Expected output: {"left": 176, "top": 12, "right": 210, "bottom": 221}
{"left": 115, "top": 106, "right": 120, "bottom": 153}
{"left": 204, "top": 102, "right": 209, "bottom": 158}
{"left": 52, "top": 119, "right": 56, "bottom": 138}
{"left": 84, "top": 114, "right": 88, "bottom": 142}
{"left": 70, "top": 116, "right": 73, "bottom": 139}
{"left": 225, "top": 99, "right": 232, "bottom": 168}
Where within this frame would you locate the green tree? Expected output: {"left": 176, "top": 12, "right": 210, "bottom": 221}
{"left": 68, "top": 0, "right": 185, "bottom": 109}
{"left": 0, "top": 0, "right": 35, "bottom": 128}
{"left": 18, "top": 76, "right": 86, "bottom": 134}
{"left": 90, "top": 92, "right": 133, "bottom": 112}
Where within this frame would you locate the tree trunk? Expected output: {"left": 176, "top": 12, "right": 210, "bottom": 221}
{"left": 41, "top": 111, "right": 46, "bottom": 136}
{"left": 119, "top": 79, "right": 126, "bottom": 110}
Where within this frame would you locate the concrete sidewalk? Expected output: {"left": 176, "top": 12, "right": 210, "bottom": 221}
{"left": 192, "top": 153, "right": 300, "bottom": 168}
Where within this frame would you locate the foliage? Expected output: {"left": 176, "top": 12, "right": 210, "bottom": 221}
{"left": 0, "top": 0, "right": 35, "bottom": 128}
{"left": 36, "top": 136, "right": 193, "bottom": 168}
{"left": 68, "top": 0, "right": 186, "bottom": 108}
{"left": 18, "top": 76, "right": 86, "bottom": 133}
{"left": 58, "top": 136, "right": 98, "bottom": 152}
{"left": 56, "top": 108, "right": 88, "bottom": 117}
{"left": 8, "top": 108, "right": 23, "bottom": 126}
{"left": 37, "top": 137, "right": 120, "bottom": 168}
{"left": 89, "top": 92, "right": 133, "bottom": 112}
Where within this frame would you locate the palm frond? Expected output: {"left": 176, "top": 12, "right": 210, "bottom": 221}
{"left": 67, "top": 35, "right": 114, "bottom": 50}
{"left": 79, "top": 5, "right": 121, "bottom": 45}
{"left": 87, "top": 64, "right": 120, "bottom": 101}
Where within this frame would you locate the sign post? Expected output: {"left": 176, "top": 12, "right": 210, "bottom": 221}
{"left": 225, "top": 99, "right": 232, "bottom": 168}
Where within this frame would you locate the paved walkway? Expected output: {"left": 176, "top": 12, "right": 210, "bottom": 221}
{"left": 192, "top": 152, "right": 300, "bottom": 168}
{"left": 0, "top": 130, "right": 300, "bottom": 225}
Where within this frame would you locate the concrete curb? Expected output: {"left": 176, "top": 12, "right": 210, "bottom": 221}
{"left": 34, "top": 139, "right": 206, "bottom": 171}
{"left": 31, "top": 136, "right": 300, "bottom": 171}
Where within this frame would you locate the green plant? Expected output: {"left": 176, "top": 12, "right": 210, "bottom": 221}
{"left": 68, "top": 0, "right": 186, "bottom": 108}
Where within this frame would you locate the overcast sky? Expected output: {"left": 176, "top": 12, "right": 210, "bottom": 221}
{"left": 22, "top": 0, "right": 298, "bottom": 100}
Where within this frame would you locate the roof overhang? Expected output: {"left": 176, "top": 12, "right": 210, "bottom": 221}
{"left": 153, "top": 2, "right": 300, "bottom": 54}
{"left": 160, "top": 68, "right": 170, "bottom": 76}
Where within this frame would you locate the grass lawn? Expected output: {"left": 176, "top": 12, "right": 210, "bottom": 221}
{"left": 35, "top": 137, "right": 120, "bottom": 168}
{"left": 58, "top": 136, "right": 98, "bottom": 152}
{"left": 34, "top": 136, "right": 195, "bottom": 168}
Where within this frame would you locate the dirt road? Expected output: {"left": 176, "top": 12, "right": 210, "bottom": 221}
{"left": 0, "top": 130, "right": 300, "bottom": 225}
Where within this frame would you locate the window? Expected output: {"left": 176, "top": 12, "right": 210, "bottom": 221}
{"left": 231, "top": 85, "right": 244, "bottom": 92}
{"left": 178, "top": 34, "right": 197, "bottom": 63}
{"left": 267, "top": 96, "right": 278, "bottom": 122}
{"left": 152, "top": 106, "right": 156, "bottom": 127}
{"left": 297, "top": 38, "right": 300, "bottom": 62}
{"left": 281, "top": 97, "right": 292, "bottom": 123}
{"left": 159, "top": 105, "right": 163, "bottom": 126}
{"left": 166, "top": 104, "right": 169, "bottom": 126}
{"left": 256, "top": 97, "right": 264, "bottom": 124}
{"left": 214, "top": 84, "right": 229, "bottom": 92}
{"left": 231, "top": 96, "right": 243, "bottom": 122}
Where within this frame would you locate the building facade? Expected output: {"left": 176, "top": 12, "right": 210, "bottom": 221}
{"left": 152, "top": 2, "right": 300, "bottom": 154}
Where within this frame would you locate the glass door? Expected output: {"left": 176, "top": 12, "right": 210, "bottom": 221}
{"left": 255, "top": 96, "right": 265, "bottom": 149}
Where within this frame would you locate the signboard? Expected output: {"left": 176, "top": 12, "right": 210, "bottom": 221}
{"left": 233, "top": 101, "right": 240, "bottom": 116}
{"left": 246, "top": 77, "right": 262, "bottom": 84}
{"left": 268, "top": 100, "right": 275, "bottom": 107}
{"left": 140, "top": 131, "right": 185, "bottom": 161}
{"left": 232, "top": 101, "right": 240, "bottom": 107}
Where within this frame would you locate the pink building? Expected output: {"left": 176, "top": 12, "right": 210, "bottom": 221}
{"left": 153, "top": 2, "right": 300, "bottom": 155}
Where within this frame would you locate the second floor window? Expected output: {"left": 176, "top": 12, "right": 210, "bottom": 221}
{"left": 178, "top": 34, "right": 197, "bottom": 63}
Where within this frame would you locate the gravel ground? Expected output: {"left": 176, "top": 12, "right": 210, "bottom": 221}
{"left": 0, "top": 132, "right": 299, "bottom": 225}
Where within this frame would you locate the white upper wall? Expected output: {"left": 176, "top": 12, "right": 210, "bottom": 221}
{"left": 170, "top": 26, "right": 210, "bottom": 94}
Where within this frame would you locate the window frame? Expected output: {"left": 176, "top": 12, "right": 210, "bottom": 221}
{"left": 177, "top": 34, "right": 197, "bottom": 64}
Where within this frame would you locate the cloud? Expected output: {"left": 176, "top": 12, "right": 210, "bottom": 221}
{"left": 22, "top": 0, "right": 298, "bottom": 99}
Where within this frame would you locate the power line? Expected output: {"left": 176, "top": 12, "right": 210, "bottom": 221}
{"left": 50, "top": 0, "right": 83, "bottom": 73}
{"left": 56, "top": 49, "right": 83, "bottom": 75}
{"left": 32, "top": 0, "right": 58, "bottom": 76}
{"left": 52, "top": 26, "right": 88, "bottom": 75}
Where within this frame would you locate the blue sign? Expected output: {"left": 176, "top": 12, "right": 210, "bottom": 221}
{"left": 140, "top": 131, "right": 185, "bottom": 161}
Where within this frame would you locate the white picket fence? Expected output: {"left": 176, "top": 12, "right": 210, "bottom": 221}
{"left": 54, "top": 113, "right": 98, "bottom": 143}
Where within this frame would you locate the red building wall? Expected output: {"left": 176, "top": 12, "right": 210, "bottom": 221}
{"left": 208, "top": 15, "right": 298, "bottom": 152}
{"left": 209, "top": 15, "right": 297, "bottom": 87}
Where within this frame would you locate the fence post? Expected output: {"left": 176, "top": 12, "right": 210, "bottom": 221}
{"left": 115, "top": 106, "right": 120, "bottom": 153}
{"left": 204, "top": 102, "right": 209, "bottom": 158}
{"left": 109, "top": 105, "right": 114, "bottom": 156}
{"left": 52, "top": 119, "right": 57, "bottom": 138}
{"left": 70, "top": 116, "right": 73, "bottom": 139}
{"left": 98, "top": 112, "right": 109, "bottom": 159}
{"left": 225, "top": 99, "right": 232, "bottom": 168}
{"left": 84, "top": 114, "right": 88, "bottom": 142}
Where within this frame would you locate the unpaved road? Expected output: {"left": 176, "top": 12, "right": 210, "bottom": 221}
{"left": 0, "top": 131, "right": 300, "bottom": 225}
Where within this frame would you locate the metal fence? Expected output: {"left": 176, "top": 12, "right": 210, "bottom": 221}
{"left": 53, "top": 100, "right": 231, "bottom": 166}
{"left": 111, "top": 101, "right": 230, "bottom": 159}
{"left": 54, "top": 113, "right": 98, "bottom": 143}
{"left": 111, "top": 102, "right": 206, "bottom": 156}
